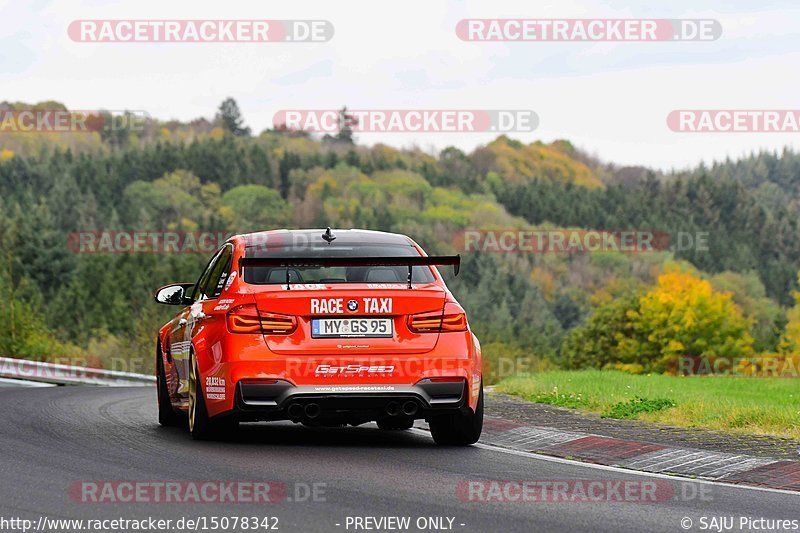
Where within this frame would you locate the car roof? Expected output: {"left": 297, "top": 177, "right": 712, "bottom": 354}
{"left": 239, "top": 229, "right": 416, "bottom": 249}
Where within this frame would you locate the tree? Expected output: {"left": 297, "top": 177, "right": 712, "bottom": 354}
{"left": 561, "top": 269, "right": 754, "bottom": 372}
{"left": 123, "top": 170, "right": 208, "bottom": 229}
{"left": 220, "top": 185, "right": 292, "bottom": 232}
{"left": 560, "top": 292, "right": 641, "bottom": 370}
{"left": 626, "top": 269, "right": 754, "bottom": 368}
{"left": 780, "top": 273, "right": 800, "bottom": 353}
{"left": 322, "top": 106, "right": 358, "bottom": 145}
{"left": 215, "top": 98, "right": 251, "bottom": 136}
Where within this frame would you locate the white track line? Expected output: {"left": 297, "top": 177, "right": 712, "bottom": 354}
{"left": 409, "top": 428, "right": 800, "bottom": 498}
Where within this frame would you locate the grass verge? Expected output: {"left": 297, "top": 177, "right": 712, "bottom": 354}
{"left": 496, "top": 370, "right": 800, "bottom": 439}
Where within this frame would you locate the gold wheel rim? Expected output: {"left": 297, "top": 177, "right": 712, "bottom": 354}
{"left": 188, "top": 352, "right": 197, "bottom": 432}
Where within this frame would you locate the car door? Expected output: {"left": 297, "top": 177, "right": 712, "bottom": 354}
{"left": 182, "top": 244, "right": 235, "bottom": 400}
{"left": 169, "top": 247, "right": 225, "bottom": 403}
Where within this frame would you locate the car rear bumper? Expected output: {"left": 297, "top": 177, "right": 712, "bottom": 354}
{"left": 232, "top": 378, "right": 468, "bottom": 424}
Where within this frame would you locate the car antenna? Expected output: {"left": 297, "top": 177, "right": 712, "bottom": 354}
{"left": 321, "top": 227, "right": 336, "bottom": 243}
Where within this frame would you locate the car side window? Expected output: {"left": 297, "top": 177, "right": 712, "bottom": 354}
{"left": 194, "top": 245, "right": 234, "bottom": 301}
{"left": 209, "top": 245, "right": 234, "bottom": 299}
{"left": 192, "top": 249, "right": 223, "bottom": 302}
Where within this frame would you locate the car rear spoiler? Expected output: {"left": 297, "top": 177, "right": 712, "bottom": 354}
{"left": 238, "top": 255, "right": 460, "bottom": 289}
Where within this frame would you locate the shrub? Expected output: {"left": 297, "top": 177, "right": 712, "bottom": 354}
{"left": 602, "top": 397, "right": 676, "bottom": 419}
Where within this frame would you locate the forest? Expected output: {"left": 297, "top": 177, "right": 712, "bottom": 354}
{"left": 2, "top": 99, "right": 800, "bottom": 380}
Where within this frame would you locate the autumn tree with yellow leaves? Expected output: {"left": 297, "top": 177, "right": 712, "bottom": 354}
{"left": 780, "top": 274, "right": 800, "bottom": 354}
{"left": 562, "top": 269, "right": 754, "bottom": 372}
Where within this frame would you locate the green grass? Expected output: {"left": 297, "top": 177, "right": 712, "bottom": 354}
{"left": 602, "top": 397, "right": 677, "bottom": 419}
{"left": 496, "top": 370, "right": 800, "bottom": 439}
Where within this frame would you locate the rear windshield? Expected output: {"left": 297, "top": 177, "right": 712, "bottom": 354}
{"left": 243, "top": 243, "right": 436, "bottom": 285}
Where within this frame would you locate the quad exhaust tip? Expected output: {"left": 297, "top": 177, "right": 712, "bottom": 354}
{"left": 287, "top": 403, "right": 304, "bottom": 420}
{"left": 304, "top": 403, "right": 322, "bottom": 419}
{"left": 401, "top": 401, "right": 418, "bottom": 417}
{"left": 385, "top": 401, "right": 401, "bottom": 417}
{"left": 291, "top": 400, "right": 416, "bottom": 419}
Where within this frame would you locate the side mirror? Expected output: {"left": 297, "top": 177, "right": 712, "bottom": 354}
{"left": 154, "top": 283, "right": 195, "bottom": 306}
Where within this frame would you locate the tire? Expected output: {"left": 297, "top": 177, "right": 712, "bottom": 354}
{"left": 188, "top": 350, "right": 238, "bottom": 440}
{"left": 429, "top": 383, "right": 483, "bottom": 446}
{"left": 377, "top": 418, "right": 414, "bottom": 430}
{"left": 157, "top": 349, "right": 180, "bottom": 427}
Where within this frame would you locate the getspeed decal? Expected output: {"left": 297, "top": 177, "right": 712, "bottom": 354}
{"left": 310, "top": 298, "right": 392, "bottom": 314}
{"left": 315, "top": 364, "right": 395, "bottom": 376}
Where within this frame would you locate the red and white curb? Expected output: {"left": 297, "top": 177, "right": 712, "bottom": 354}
{"left": 419, "top": 416, "right": 800, "bottom": 492}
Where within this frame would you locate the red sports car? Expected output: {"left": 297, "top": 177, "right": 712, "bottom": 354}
{"left": 154, "top": 228, "right": 483, "bottom": 445}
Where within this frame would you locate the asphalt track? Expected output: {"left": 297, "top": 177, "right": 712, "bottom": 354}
{"left": 0, "top": 386, "right": 797, "bottom": 533}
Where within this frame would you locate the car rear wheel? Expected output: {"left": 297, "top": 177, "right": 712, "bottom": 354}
{"left": 429, "top": 383, "right": 483, "bottom": 446}
{"left": 188, "top": 350, "right": 237, "bottom": 440}
{"left": 157, "top": 350, "right": 180, "bottom": 427}
{"left": 377, "top": 417, "right": 414, "bottom": 430}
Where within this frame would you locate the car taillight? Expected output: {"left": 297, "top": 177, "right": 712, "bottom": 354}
{"left": 227, "top": 304, "right": 297, "bottom": 335}
{"left": 227, "top": 304, "right": 262, "bottom": 334}
{"left": 260, "top": 312, "right": 297, "bottom": 334}
{"left": 407, "top": 302, "right": 468, "bottom": 333}
{"left": 407, "top": 310, "right": 443, "bottom": 332}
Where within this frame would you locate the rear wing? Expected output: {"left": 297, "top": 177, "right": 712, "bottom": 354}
{"left": 238, "top": 255, "right": 460, "bottom": 289}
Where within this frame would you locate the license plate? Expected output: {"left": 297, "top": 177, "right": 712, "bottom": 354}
{"left": 311, "top": 318, "right": 393, "bottom": 338}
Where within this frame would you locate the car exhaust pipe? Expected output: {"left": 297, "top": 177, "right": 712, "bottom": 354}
{"left": 287, "top": 403, "right": 304, "bottom": 420}
{"left": 304, "top": 403, "right": 321, "bottom": 419}
{"left": 385, "top": 401, "right": 401, "bottom": 417}
{"left": 401, "top": 401, "right": 418, "bottom": 417}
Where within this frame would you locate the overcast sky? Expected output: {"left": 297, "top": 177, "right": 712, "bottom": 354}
{"left": 3, "top": 0, "right": 800, "bottom": 170}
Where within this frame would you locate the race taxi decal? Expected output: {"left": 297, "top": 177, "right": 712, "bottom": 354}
{"left": 315, "top": 364, "right": 395, "bottom": 377}
{"left": 310, "top": 298, "right": 392, "bottom": 314}
{"left": 205, "top": 376, "right": 226, "bottom": 400}
{"left": 364, "top": 297, "right": 392, "bottom": 313}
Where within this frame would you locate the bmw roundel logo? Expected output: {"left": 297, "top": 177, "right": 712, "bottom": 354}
{"left": 347, "top": 299, "right": 358, "bottom": 312}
